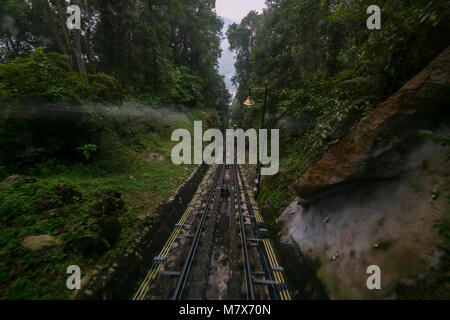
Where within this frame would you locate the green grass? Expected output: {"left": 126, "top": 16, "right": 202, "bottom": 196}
{"left": 258, "top": 133, "right": 327, "bottom": 218}
{"left": 0, "top": 106, "right": 217, "bottom": 299}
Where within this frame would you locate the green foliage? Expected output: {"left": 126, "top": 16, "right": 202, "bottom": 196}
{"left": 229, "top": 0, "right": 449, "bottom": 131}
{"left": 0, "top": 0, "right": 229, "bottom": 110}
{"left": 0, "top": 109, "right": 197, "bottom": 299}
{"left": 0, "top": 2, "right": 229, "bottom": 171}
{"left": 166, "top": 66, "right": 204, "bottom": 105}
{"left": 0, "top": 0, "right": 229, "bottom": 300}
{"left": 227, "top": 11, "right": 263, "bottom": 86}
{"left": 0, "top": 48, "right": 83, "bottom": 105}
{"left": 77, "top": 144, "right": 98, "bottom": 161}
{"left": 227, "top": 2, "right": 450, "bottom": 300}
{"left": 0, "top": 48, "right": 125, "bottom": 106}
{"left": 228, "top": 0, "right": 450, "bottom": 214}
{"left": 87, "top": 74, "right": 125, "bottom": 103}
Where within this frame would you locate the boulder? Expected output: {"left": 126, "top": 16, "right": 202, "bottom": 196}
{"left": 2, "top": 175, "right": 22, "bottom": 186}
{"left": 281, "top": 47, "right": 450, "bottom": 299}
{"left": 1, "top": 175, "right": 36, "bottom": 190}
{"left": 295, "top": 46, "right": 450, "bottom": 200}
{"left": 21, "top": 235, "right": 62, "bottom": 252}
{"left": 54, "top": 184, "right": 82, "bottom": 204}
{"left": 142, "top": 150, "right": 165, "bottom": 163}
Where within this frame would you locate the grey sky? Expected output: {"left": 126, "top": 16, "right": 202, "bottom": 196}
{"left": 215, "top": 0, "right": 266, "bottom": 23}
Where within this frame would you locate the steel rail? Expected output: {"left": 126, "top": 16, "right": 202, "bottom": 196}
{"left": 171, "top": 165, "right": 223, "bottom": 300}
{"left": 236, "top": 165, "right": 291, "bottom": 300}
{"left": 132, "top": 192, "right": 202, "bottom": 300}
{"left": 233, "top": 162, "right": 256, "bottom": 300}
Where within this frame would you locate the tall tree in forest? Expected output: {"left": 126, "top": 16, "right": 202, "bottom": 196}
{"left": 226, "top": 11, "right": 262, "bottom": 101}
{"left": 0, "top": 0, "right": 229, "bottom": 108}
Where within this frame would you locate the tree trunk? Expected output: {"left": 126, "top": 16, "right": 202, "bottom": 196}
{"left": 74, "top": 30, "right": 87, "bottom": 75}
{"left": 51, "top": 0, "right": 86, "bottom": 74}
{"left": 84, "top": 0, "right": 93, "bottom": 68}
{"left": 42, "top": 0, "right": 68, "bottom": 57}
{"left": 53, "top": 0, "right": 73, "bottom": 56}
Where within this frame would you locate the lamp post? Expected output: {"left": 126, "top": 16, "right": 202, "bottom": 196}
{"left": 243, "top": 81, "right": 269, "bottom": 198}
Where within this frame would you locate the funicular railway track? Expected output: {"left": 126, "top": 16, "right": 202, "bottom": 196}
{"left": 132, "top": 161, "right": 290, "bottom": 301}
{"left": 171, "top": 165, "right": 224, "bottom": 300}
{"left": 235, "top": 164, "right": 291, "bottom": 300}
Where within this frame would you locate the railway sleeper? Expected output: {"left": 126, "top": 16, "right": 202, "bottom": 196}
{"left": 174, "top": 223, "right": 191, "bottom": 228}
{"left": 153, "top": 256, "right": 166, "bottom": 262}
{"left": 247, "top": 238, "right": 263, "bottom": 242}
{"left": 271, "top": 266, "right": 285, "bottom": 272}
{"left": 259, "top": 228, "right": 269, "bottom": 239}
{"left": 160, "top": 271, "right": 182, "bottom": 277}
{"left": 177, "top": 234, "right": 194, "bottom": 239}
{"left": 253, "top": 279, "right": 278, "bottom": 286}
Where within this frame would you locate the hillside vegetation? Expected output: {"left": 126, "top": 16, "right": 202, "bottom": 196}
{"left": 0, "top": 0, "right": 228, "bottom": 299}
{"left": 228, "top": 0, "right": 449, "bottom": 299}
{"left": 228, "top": 0, "right": 449, "bottom": 219}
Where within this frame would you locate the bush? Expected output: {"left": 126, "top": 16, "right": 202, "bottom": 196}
{"left": 0, "top": 48, "right": 85, "bottom": 105}
{"left": 87, "top": 73, "right": 126, "bottom": 103}
{"left": 166, "top": 66, "right": 204, "bottom": 106}
{"left": 0, "top": 49, "right": 126, "bottom": 168}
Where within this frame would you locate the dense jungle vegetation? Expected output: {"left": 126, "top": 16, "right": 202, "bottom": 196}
{"left": 227, "top": 0, "right": 449, "bottom": 299}
{"left": 0, "top": 0, "right": 449, "bottom": 300}
{"left": 227, "top": 0, "right": 449, "bottom": 214}
{"left": 0, "top": 0, "right": 229, "bottom": 299}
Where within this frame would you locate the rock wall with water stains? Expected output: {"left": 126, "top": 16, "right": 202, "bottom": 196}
{"left": 278, "top": 47, "right": 450, "bottom": 299}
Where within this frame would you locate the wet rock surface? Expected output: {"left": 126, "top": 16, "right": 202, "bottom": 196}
{"left": 21, "top": 234, "right": 63, "bottom": 252}
{"left": 142, "top": 150, "right": 165, "bottom": 163}
{"left": 1, "top": 175, "right": 36, "bottom": 190}
{"left": 281, "top": 47, "right": 450, "bottom": 299}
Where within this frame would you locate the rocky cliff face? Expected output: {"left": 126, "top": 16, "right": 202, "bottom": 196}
{"left": 278, "top": 47, "right": 450, "bottom": 299}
